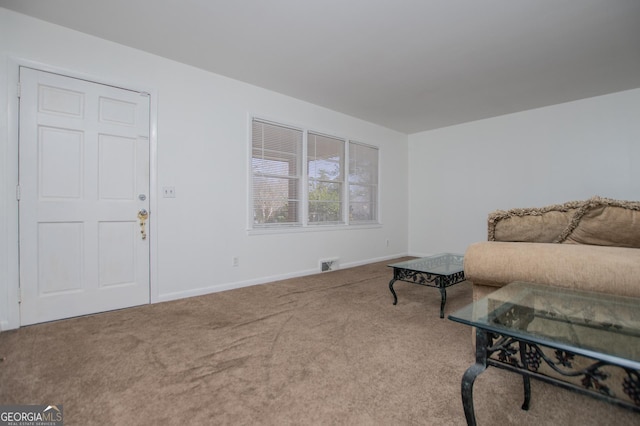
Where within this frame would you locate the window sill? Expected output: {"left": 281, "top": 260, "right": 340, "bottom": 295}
{"left": 247, "top": 222, "right": 382, "bottom": 236}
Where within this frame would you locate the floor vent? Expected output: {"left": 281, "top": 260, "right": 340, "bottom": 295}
{"left": 320, "top": 258, "right": 339, "bottom": 272}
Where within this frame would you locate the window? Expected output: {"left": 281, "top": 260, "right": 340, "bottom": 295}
{"left": 251, "top": 117, "right": 379, "bottom": 229}
{"left": 349, "top": 142, "right": 378, "bottom": 223}
{"left": 252, "top": 119, "right": 302, "bottom": 226}
{"left": 307, "top": 133, "right": 344, "bottom": 224}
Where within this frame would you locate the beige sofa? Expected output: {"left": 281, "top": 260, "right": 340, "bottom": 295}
{"left": 462, "top": 197, "right": 640, "bottom": 408}
{"left": 464, "top": 196, "right": 640, "bottom": 302}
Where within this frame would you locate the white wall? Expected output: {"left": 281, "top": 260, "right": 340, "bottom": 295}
{"left": 408, "top": 88, "right": 640, "bottom": 256}
{"left": 0, "top": 9, "right": 409, "bottom": 329}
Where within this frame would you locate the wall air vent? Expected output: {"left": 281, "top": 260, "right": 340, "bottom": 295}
{"left": 320, "top": 258, "right": 339, "bottom": 272}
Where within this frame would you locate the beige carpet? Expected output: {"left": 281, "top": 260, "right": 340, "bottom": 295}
{"left": 0, "top": 258, "right": 637, "bottom": 425}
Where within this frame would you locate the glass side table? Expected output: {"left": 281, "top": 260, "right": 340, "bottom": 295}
{"left": 388, "top": 253, "right": 465, "bottom": 318}
{"left": 449, "top": 281, "right": 640, "bottom": 425}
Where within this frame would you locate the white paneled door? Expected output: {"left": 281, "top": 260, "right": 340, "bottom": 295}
{"left": 18, "top": 67, "right": 151, "bottom": 325}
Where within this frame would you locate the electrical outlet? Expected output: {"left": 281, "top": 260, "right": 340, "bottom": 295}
{"left": 386, "top": 239, "right": 390, "bottom": 247}
{"left": 163, "top": 187, "right": 176, "bottom": 198}
{"left": 232, "top": 257, "right": 239, "bottom": 267}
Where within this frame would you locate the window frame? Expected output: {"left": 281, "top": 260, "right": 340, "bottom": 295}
{"left": 307, "top": 131, "right": 345, "bottom": 226}
{"left": 348, "top": 140, "right": 380, "bottom": 225}
{"left": 249, "top": 116, "right": 380, "bottom": 233}
{"left": 249, "top": 117, "right": 305, "bottom": 229}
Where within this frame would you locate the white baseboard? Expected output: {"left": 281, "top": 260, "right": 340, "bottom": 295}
{"left": 156, "top": 252, "right": 408, "bottom": 303}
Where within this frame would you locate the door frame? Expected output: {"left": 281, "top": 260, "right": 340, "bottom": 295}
{"left": 4, "top": 57, "right": 159, "bottom": 330}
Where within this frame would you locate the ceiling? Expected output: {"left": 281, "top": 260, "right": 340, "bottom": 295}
{"left": 2, "top": 0, "right": 640, "bottom": 134}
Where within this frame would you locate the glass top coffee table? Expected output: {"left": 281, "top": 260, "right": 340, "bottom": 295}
{"left": 388, "top": 253, "right": 465, "bottom": 318}
{"left": 448, "top": 281, "right": 640, "bottom": 425}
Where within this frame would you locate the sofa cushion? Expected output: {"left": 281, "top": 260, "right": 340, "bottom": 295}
{"left": 562, "top": 200, "right": 640, "bottom": 248}
{"left": 464, "top": 241, "right": 640, "bottom": 298}
{"left": 491, "top": 209, "right": 578, "bottom": 243}
{"left": 488, "top": 199, "right": 584, "bottom": 243}
{"left": 489, "top": 196, "right": 640, "bottom": 248}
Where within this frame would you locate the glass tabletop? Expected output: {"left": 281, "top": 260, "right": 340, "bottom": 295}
{"left": 449, "top": 281, "right": 640, "bottom": 368}
{"left": 388, "top": 253, "right": 464, "bottom": 275}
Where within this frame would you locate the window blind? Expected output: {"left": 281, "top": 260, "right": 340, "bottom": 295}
{"left": 307, "top": 132, "right": 344, "bottom": 224}
{"left": 349, "top": 142, "right": 379, "bottom": 222}
{"left": 252, "top": 119, "right": 302, "bottom": 226}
